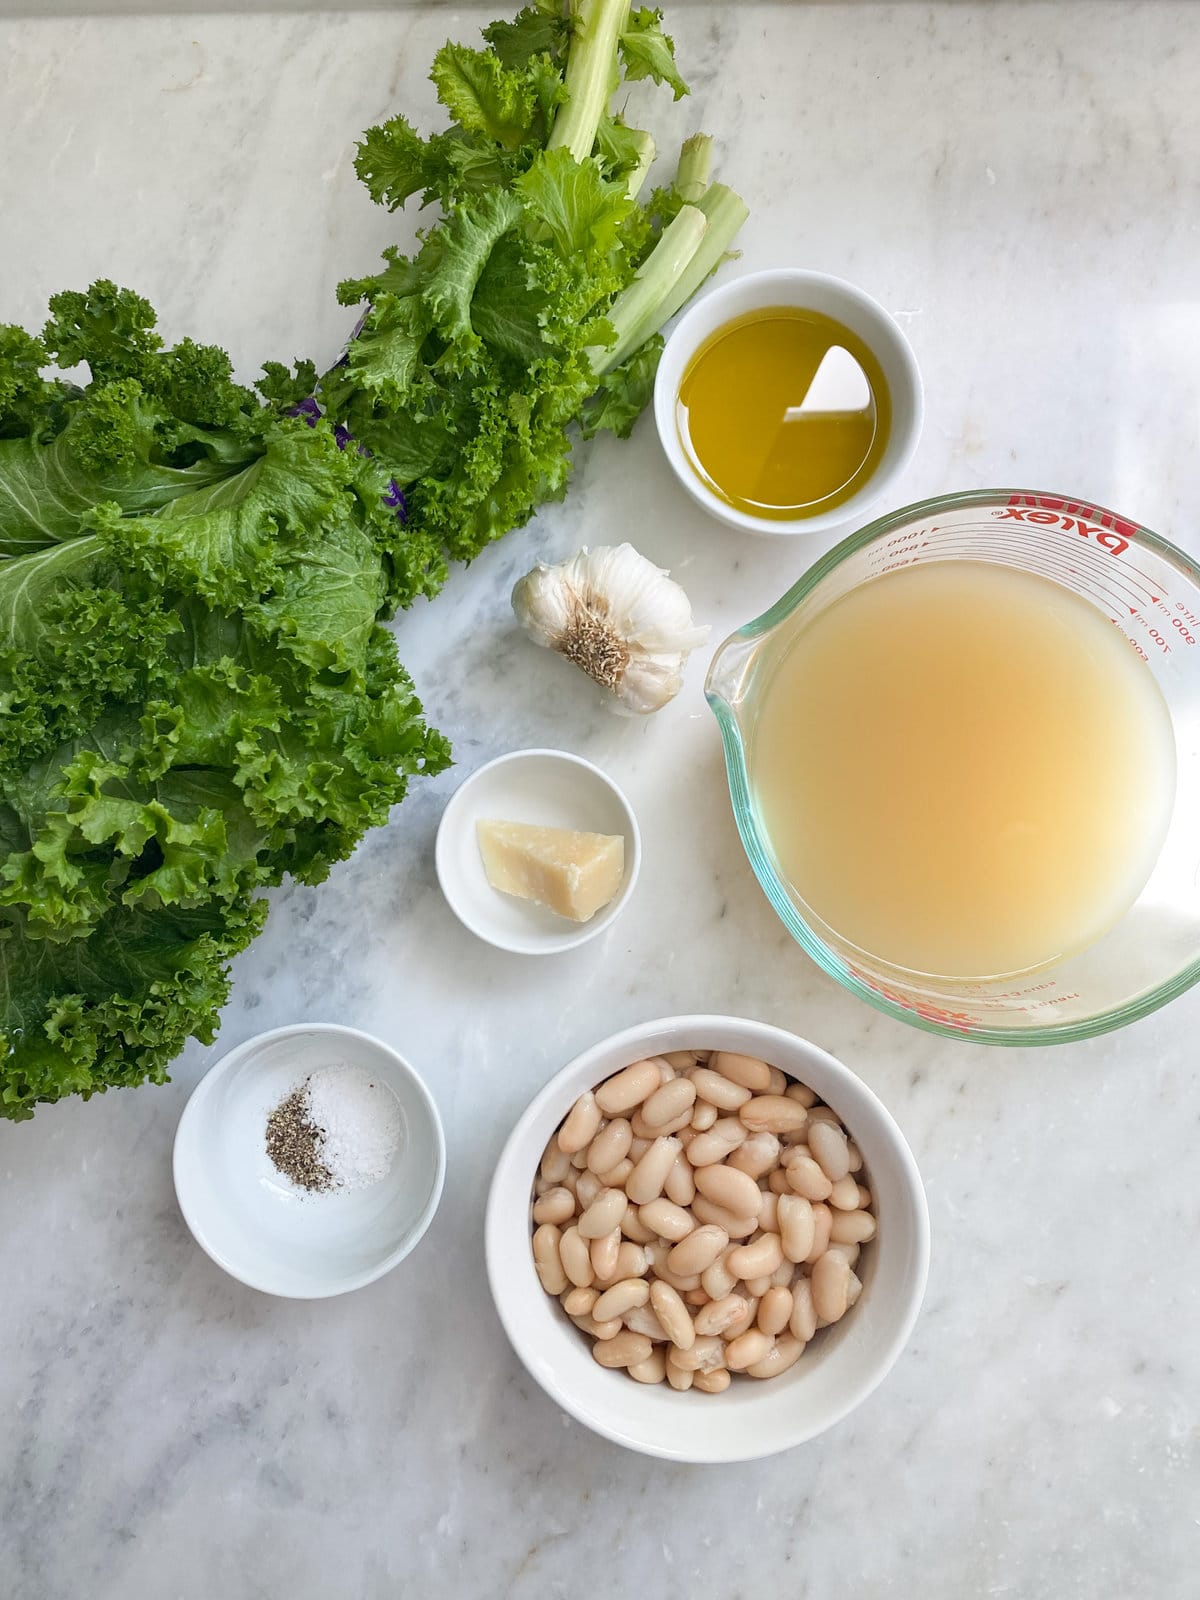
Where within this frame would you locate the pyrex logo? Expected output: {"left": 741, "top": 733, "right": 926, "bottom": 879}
{"left": 992, "top": 494, "right": 1134, "bottom": 555}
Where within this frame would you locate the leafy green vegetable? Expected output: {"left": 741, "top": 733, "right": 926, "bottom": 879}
{"left": 0, "top": 0, "right": 745, "bottom": 1119}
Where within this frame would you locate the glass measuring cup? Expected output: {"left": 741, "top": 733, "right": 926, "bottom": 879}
{"left": 706, "top": 489, "right": 1200, "bottom": 1044}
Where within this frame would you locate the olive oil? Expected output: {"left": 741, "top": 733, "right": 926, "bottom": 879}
{"left": 749, "top": 561, "right": 1177, "bottom": 979}
{"left": 676, "top": 307, "right": 891, "bottom": 520}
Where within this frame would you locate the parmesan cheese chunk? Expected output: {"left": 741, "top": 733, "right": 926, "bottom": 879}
{"left": 477, "top": 819, "right": 625, "bottom": 923}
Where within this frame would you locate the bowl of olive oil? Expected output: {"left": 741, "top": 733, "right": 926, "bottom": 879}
{"left": 654, "top": 268, "right": 923, "bottom": 536}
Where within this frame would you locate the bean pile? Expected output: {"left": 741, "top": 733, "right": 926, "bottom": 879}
{"left": 531, "top": 1050, "right": 876, "bottom": 1391}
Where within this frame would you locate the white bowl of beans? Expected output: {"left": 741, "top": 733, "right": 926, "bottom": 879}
{"left": 486, "top": 1016, "right": 929, "bottom": 1462}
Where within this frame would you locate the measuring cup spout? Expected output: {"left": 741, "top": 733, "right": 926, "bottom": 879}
{"left": 704, "top": 629, "right": 760, "bottom": 727}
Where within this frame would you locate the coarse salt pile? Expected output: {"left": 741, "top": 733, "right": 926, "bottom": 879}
{"left": 266, "top": 1063, "right": 402, "bottom": 1194}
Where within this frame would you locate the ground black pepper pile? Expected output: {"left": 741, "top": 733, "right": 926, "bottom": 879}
{"left": 265, "top": 1081, "right": 332, "bottom": 1192}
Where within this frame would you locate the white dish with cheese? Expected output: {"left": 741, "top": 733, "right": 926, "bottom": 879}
{"left": 435, "top": 749, "right": 641, "bottom": 954}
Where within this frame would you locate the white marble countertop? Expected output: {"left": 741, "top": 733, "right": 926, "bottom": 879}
{"left": 3, "top": 4, "right": 1199, "bottom": 1596}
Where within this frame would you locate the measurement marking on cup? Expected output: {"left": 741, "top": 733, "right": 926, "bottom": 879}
{"left": 871, "top": 538, "right": 1147, "bottom": 623}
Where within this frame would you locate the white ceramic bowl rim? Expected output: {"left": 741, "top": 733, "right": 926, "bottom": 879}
{"left": 434, "top": 748, "right": 642, "bottom": 955}
{"left": 486, "top": 1014, "right": 931, "bottom": 1462}
{"left": 653, "top": 266, "right": 924, "bottom": 538}
{"left": 173, "top": 1022, "right": 447, "bottom": 1299}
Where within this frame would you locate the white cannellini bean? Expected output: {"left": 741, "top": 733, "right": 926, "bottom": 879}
{"left": 701, "top": 1247, "right": 739, "bottom": 1302}
{"left": 722, "top": 1296, "right": 759, "bottom": 1339}
{"left": 743, "top": 1274, "right": 771, "bottom": 1299}
{"left": 693, "top": 1162, "right": 763, "bottom": 1218}
{"left": 828, "top": 1173, "right": 861, "bottom": 1211}
{"left": 624, "top": 1302, "right": 668, "bottom": 1341}
{"left": 589, "top": 1228, "right": 621, "bottom": 1282}
{"left": 725, "top": 1329, "right": 774, "bottom": 1371}
{"left": 739, "top": 1095, "right": 809, "bottom": 1136}
{"left": 664, "top": 1154, "right": 696, "bottom": 1207}
{"left": 641, "top": 1077, "right": 697, "bottom": 1129}
{"left": 666, "top": 1224, "right": 729, "bottom": 1277}
{"left": 785, "top": 1154, "right": 834, "bottom": 1202}
{"left": 693, "top": 1367, "right": 731, "bottom": 1394}
{"left": 785, "top": 1082, "right": 817, "bottom": 1107}
{"left": 765, "top": 1067, "right": 788, "bottom": 1096}
{"left": 649, "top": 1281, "right": 696, "bottom": 1350}
{"left": 710, "top": 1052, "right": 773, "bottom": 1092}
{"left": 608, "top": 1241, "right": 648, "bottom": 1281}
{"left": 592, "top": 1278, "right": 650, "bottom": 1322}
{"left": 670, "top": 1335, "right": 727, "bottom": 1373}
{"left": 846, "top": 1271, "right": 863, "bottom": 1308}
{"left": 666, "top": 1359, "right": 694, "bottom": 1391}
{"left": 684, "top": 1118, "right": 747, "bottom": 1167}
{"left": 562, "top": 1286, "right": 597, "bottom": 1317}
{"left": 727, "top": 1232, "right": 784, "bottom": 1280}
{"left": 805, "top": 1104, "right": 842, "bottom": 1128}
{"left": 810, "top": 1122, "right": 852, "bottom": 1183}
{"left": 829, "top": 1208, "right": 877, "bottom": 1245}
{"left": 757, "top": 1286, "right": 793, "bottom": 1336}
{"left": 769, "top": 1258, "right": 795, "bottom": 1289}
{"left": 595, "top": 1059, "right": 662, "bottom": 1115}
{"left": 598, "top": 1158, "right": 633, "bottom": 1188}
{"left": 628, "top": 1349, "right": 668, "bottom": 1384}
{"left": 684, "top": 1287, "right": 710, "bottom": 1307}
{"left": 727, "top": 1130, "right": 782, "bottom": 1180}
{"left": 559, "top": 1225, "right": 594, "bottom": 1288}
{"left": 540, "top": 1139, "right": 573, "bottom": 1184}
{"left": 693, "top": 1294, "right": 749, "bottom": 1337}
{"left": 586, "top": 1118, "right": 633, "bottom": 1175}
{"left": 575, "top": 1169, "right": 603, "bottom": 1209}
{"left": 767, "top": 1169, "right": 791, "bottom": 1196}
{"left": 811, "top": 1251, "right": 852, "bottom": 1324}
{"left": 777, "top": 1194, "right": 816, "bottom": 1264}
{"left": 632, "top": 1105, "right": 693, "bottom": 1139}
{"left": 690, "top": 1195, "right": 759, "bottom": 1239}
{"left": 825, "top": 1241, "right": 860, "bottom": 1269}
{"left": 758, "top": 1191, "right": 780, "bottom": 1234}
{"left": 573, "top": 1313, "right": 621, "bottom": 1340}
{"left": 578, "top": 1187, "right": 628, "bottom": 1239}
{"left": 557, "top": 1091, "right": 603, "bottom": 1155}
{"left": 532, "top": 1224, "right": 568, "bottom": 1295}
{"left": 620, "top": 1209, "right": 656, "bottom": 1244}
{"left": 532, "top": 1186, "right": 576, "bottom": 1226}
{"left": 662, "top": 1050, "right": 700, "bottom": 1071}
{"left": 690, "top": 1100, "right": 719, "bottom": 1131}
{"left": 638, "top": 1197, "right": 695, "bottom": 1242}
{"left": 846, "top": 1140, "right": 864, "bottom": 1174}
{"left": 805, "top": 1203, "right": 834, "bottom": 1265}
{"left": 690, "top": 1067, "right": 752, "bottom": 1110}
{"left": 790, "top": 1277, "right": 817, "bottom": 1342}
{"left": 624, "top": 1136, "right": 680, "bottom": 1206}
{"left": 747, "top": 1333, "right": 804, "bottom": 1379}
{"left": 593, "top": 1330, "right": 652, "bottom": 1368}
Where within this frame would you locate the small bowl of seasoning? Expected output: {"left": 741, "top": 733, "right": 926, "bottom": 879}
{"left": 653, "top": 267, "right": 923, "bottom": 537}
{"left": 173, "top": 1023, "right": 446, "bottom": 1298}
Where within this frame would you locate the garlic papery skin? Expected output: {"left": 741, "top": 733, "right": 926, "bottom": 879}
{"left": 512, "top": 544, "right": 710, "bottom": 715}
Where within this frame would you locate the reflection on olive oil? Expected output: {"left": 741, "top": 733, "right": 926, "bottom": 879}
{"left": 676, "top": 308, "right": 891, "bottom": 520}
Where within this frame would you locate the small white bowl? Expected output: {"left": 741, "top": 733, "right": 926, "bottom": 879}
{"left": 653, "top": 267, "right": 923, "bottom": 538}
{"left": 486, "top": 1015, "right": 930, "bottom": 1462}
{"left": 173, "top": 1023, "right": 446, "bottom": 1298}
{"left": 435, "top": 749, "right": 641, "bottom": 955}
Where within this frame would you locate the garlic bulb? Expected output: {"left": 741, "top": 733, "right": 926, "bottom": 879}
{"left": 512, "top": 544, "right": 710, "bottom": 715}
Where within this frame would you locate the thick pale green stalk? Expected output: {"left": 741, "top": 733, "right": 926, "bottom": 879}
{"left": 650, "top": 183, "right": 750, "bottom": 331}
{"left": 589, "top": 204, "right": 708, "bottom": 374}
{"left": 674, "top": 133, "right": 713, "bottom": 203}
{"left": 624, "top": 130, "right": 657, "bottom": 201}
{"left": 548, "top": 0, "right": 632, "bottom": 163}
